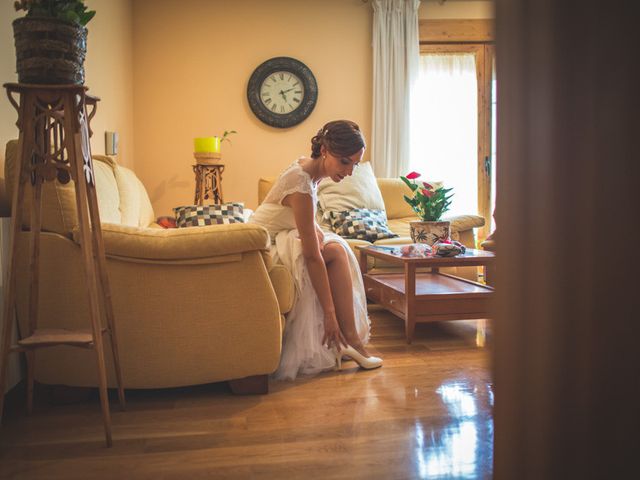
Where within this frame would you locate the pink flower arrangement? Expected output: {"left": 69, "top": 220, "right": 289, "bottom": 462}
{"left": 400, "top": 171, "right": 453, "bottom": 222}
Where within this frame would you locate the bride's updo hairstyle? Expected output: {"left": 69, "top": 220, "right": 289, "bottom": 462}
{"left": 310, "top": 120, "right": 365, "bottom": 159}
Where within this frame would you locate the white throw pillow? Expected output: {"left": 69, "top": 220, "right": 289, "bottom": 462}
{"left": 317, "top": 162, "right": 386, "bottom": 222}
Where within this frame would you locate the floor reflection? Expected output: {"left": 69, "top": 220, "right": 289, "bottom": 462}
{"left": 415, "top": 381, "right": 494, "bottom": 479}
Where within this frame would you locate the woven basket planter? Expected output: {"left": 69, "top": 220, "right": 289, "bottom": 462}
{"left": 13, "top": 17, "right": 87, "bottom": 85}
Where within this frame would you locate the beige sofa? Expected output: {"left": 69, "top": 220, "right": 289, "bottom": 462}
{"left": 3, "top": 140, "right": 294, "bottom": 390}
{"left": 258, "top": 172, "right": 485, "bottom": 279}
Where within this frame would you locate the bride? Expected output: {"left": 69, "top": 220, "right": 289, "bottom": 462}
{"left": 249, "top": 120, "right": 383, "bottom": 380}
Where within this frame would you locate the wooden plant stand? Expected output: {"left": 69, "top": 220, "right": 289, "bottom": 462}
{"left": 193, "top": 153, "right": 224, "bottom": 205}
{"left": 0, "top": 84, "right": 125, "bottom": 447}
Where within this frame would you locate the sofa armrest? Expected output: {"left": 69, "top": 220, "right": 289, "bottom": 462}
{"left": 72, "top": 222, "right": 269, "bottom": 261}
{"left": 268, "top": 264, "right": 295, "bottom": 314}
{"left": 443, "top": 214, "right": 485, "bottom": 233}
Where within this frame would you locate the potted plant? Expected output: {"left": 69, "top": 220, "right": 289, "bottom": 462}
{"left": 12, "top": 0, "right": 96, "bottom": 85}
{"left": 400, "top": 171, "right": 454, "bottom": 245}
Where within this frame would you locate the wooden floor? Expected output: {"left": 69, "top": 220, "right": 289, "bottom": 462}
{"left": 0, "top": 306, "right": 493, "bottom": 480}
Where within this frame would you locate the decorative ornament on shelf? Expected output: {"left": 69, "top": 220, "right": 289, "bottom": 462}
{"left": 400, "top": 171, "right": 454, "bottom": 246}
{"left": 12, "top": 0, "right": 96, "bottom": 85}
{"left": 193, "top": 130, "right": 236, "bottom": 165}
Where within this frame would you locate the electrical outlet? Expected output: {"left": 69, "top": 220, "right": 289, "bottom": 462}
{"left": 105, "top": 131, "right": 119, "bottom": 155}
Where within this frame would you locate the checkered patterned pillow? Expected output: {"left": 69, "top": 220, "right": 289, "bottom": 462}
{"left": 329, "top": 208, "right": 398, "bottom": 242}
{"left": 173, "top": 203, "right": 245, "bottom": 227}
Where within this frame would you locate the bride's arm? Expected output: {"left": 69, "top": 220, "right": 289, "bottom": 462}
{"left": 283, "top": 192, "right": 347, "bottom": 350}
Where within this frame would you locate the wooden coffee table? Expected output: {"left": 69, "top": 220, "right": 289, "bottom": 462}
{"left": 357, "top": 245, "right": 495, "bottom": 343}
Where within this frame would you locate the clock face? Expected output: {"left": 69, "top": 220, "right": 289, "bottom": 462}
{"left": 247, "top": 57, "right": 318, "bottom": 128}
{"left": 260, "top": 71, "right": 305, "bottom": 115}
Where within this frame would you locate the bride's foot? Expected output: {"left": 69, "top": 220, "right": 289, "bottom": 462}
{"left": 334, "top": 344, "right": 383, "bottom": 370}
{"left": 343, "top": 338, "right": 370, "bottom": 358}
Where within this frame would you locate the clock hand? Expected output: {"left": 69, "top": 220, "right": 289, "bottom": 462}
{"left": 282, "top": 87, "right": 296, "bottom": 94}
{"left": 279, "top": 90, "right": 288, "bottom": 102}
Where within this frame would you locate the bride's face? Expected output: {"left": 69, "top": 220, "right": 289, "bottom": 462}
{"left": 322, "top": 147, "right": 364, "bottom": 183}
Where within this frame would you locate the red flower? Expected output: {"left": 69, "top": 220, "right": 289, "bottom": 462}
{"left": 405, "top": 171, "right": 421, "bottom": 180}
{"left": 421, "top": 188, "right": 433, "bottom": 198}
{"left": 422, "top": 181, "right": 433, "bottom": 190}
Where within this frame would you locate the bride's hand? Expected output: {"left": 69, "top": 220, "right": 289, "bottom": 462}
{"left": 322, "top": 312, "right": 348, "bottom": 351}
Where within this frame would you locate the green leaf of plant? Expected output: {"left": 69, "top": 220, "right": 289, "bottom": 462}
{"left": 63, "top": 10, "right": 80, "bottom": 24}
{"left": 80, "top": 10, "right": 96, "bottom": 25}
{"left": 400, "top": 177, "right": 417, "bottom": 192}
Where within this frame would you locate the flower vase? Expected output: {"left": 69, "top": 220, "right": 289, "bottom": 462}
{"left": 410, "top": 220, "right": 451, "bottom": 246}
{"left": 13, "top": 17, "right": 88, "bottom": 85}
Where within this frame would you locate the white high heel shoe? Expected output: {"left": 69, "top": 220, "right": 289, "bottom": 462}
{"left": 335, "top": 345, "right": 383, "bottom": 370}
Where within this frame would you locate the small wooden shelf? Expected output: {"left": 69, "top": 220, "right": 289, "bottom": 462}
{"left": 14, "top": 328, "right": 108, "bottom": 349}
{"left": 367, "top": 272, "right": 491, "bottom": 297}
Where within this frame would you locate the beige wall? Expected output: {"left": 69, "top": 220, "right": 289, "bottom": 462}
{"left": 132, "top": 0, "right": 373, "bottom": 215}
{"left": 1, "top": 0, "right": 493, "bottom": 217}
{"left": 420, "top": 0, "right": 494, "bottom": 19}
{"left": 83, "top": 0, "right": 135, "bottom": 168}
{"left": 0, "top": 0, "right": 134, "bottom": 214}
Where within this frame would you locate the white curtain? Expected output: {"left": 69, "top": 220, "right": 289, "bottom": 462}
{"left": 410, "top": 54, "right": 478, "bottom": 217}
{"left": 371, "top": 0, "right": 420, "bottom": 178}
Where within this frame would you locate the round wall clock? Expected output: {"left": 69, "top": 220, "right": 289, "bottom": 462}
{"left": 247, "top": 57, "right": 318, "bottom": 128}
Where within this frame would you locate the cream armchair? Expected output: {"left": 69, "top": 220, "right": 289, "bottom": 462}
{"left": 3, "top": 140, "right": 293, "bottom": 392}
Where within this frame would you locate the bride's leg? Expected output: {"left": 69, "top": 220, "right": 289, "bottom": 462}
{"left": 322, "top": 243, "right": 371, "bottom": 357}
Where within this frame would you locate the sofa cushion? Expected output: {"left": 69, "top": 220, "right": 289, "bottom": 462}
{"left": 113, "top": 163, "right": 155, "bottom": 227}
{"left": 317, "top": 161, "right": 386, "bottom": 222}
{"left": 92, "top": 157, "right": 122, "bottom": 225}
{"left": 79, "top": 222, "right": 269, "bottom": 261}
{"left": 376, "top": 178, "right": 417, "bottom": 220}
{"left": 258, "top": 177, "right": 277, "bottom": 205}
{"left": 329, "top": 208, "right": 398, "bottom": 242}
{"left": 174, "top": 203, "right": 245, "bottom": 227}
{"left": 4, "top": 140, "right": 124, "bottom": 234}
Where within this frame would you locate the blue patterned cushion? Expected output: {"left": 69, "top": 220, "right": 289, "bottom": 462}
{"left": 173, "top": 203, "right": 244, "bottom": 227}
{"left": 329, "top": 208, "right": 397, "bottom": 242}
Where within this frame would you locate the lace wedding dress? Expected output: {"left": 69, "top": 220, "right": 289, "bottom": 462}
{"left": 249, "top": 160, "right": 370, "bottom": 380}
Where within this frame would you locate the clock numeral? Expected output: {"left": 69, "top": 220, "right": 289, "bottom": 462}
{"left": 271, "top": 103, "right": 277, "bottom": 111}
{"left": 293, "top": 98, "right": 300, "bottom": 103}
{"left": 292, "top": 81, "right": 299, "bottom": 87}
{"left": 264, "top": 97, "right": 272, "bottom": 104}
{"left": 280, "top": 105, "right": 285, "bottom": 113}
{"left": 270, "top": 76, "right": 276, "bottom": 83}
{"left": 261, "top": 92, "right": 270, "bottom": 97}
{"left": 288, "top": 74, "right": 292, "bottom": 81}
{"left": 263, "top": 83, "right": 270, "bottom": 88}
{"left": 287, "top": 103, "right": 293, "bottom": 110}
{"left": 279, "top": 73, "right": 284, "bottom": 80}
{"left": 295, "top": 90, "right": 302, "bottom": 94}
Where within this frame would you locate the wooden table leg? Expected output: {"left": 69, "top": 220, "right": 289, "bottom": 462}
{"left": 358, "top": 248, "right": 368, "bottom": 276}
{"left": 404, "top": 263, "right": 416, "bottom": 344}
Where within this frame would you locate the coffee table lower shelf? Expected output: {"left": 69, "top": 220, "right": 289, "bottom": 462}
{"left": 363, "top": 272, "right": 493, "bottom": 343}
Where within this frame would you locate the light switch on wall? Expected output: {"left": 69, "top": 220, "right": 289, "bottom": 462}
{"left": 105, "top": 131, "right": 119, "bottom": 155}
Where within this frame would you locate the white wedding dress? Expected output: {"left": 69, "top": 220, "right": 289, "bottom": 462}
{"left": 249, "top": 160, "right": 370, "bottom": 380}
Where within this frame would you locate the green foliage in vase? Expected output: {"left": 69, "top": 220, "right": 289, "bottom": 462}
{"left": 14, "top": 0, "right": 96, "bottom": 26}
{"left": 218, "top": 130, "right": 237, "bottom": 145}
{"left": 400, "top": 171, "right": 454, "bottom": 222}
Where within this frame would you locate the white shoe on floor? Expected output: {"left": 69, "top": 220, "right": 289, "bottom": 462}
{"left": 335, "top": 345, "right": 383, "bottom": 370}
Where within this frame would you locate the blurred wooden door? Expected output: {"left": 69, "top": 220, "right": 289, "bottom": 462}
{"left": 493, "top": 1, "right": 640, "bottom": 478}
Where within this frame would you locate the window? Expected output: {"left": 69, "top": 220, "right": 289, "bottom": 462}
{"left": 414, "top": 20, "right": 495, "bottom": 240}
{"left": 410, "top": 51, "right": 478, "bottom": 218}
